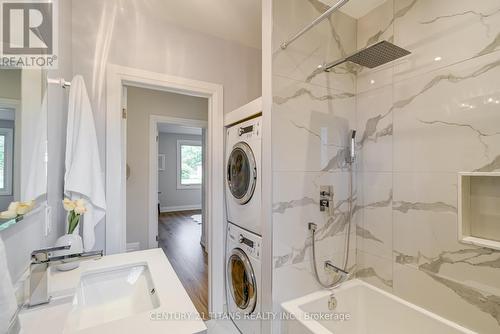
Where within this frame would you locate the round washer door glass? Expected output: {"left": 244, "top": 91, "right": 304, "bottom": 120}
{"left": 227, "top": 248, "right": 257, "bottom": 313}
{"left": 227, "top": 142, "right": 256, "bottom": 204}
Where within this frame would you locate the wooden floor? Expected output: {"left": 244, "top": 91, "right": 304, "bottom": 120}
{"left": 158, "top": 210, "right": 209, "bottom": 320}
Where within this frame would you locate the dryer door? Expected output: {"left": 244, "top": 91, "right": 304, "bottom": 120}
{"left": 227, "top": 142, "right": 257, "bottom": 204}
{"left": 227, "top": 248, "right": 257, "bottom": 314}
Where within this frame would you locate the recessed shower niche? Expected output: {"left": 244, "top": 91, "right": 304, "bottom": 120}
{"left": 458, "top": 173, "right": 500, "bottom": 250}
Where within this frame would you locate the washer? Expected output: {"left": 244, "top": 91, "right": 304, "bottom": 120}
{"left": 226, "top": 116, "right": 262, "bottom": 235}
{"left": 226, "top": 222, "right": 262, "bottom": 334}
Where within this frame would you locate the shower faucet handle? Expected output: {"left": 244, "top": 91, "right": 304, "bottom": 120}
{"left": 320, "top": 199, "right": 330, "bottom": 211}
{"left": 320, "top": 190, "right": 331, "bottom": 197}
{"left": 320, "top": 186, "right": 333, "bottom": 212}
{"left": 320, "top": 186, "right": 333, "bottom": 199}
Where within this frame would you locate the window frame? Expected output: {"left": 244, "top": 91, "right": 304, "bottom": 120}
{"left": 176, "top": 139, "right": 202, "bottom": 190}
{"left": 0, "top": 127, "right": 14, "bottom": 196}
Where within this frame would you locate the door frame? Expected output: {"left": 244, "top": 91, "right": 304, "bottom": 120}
{"left": 149, "top": 115, "right": 208, "bottom": 249}
{"left": 106, "top": 64, "right": 224, "bottom": 314}
{"left": 0, "top": 98, "right": 20, "bottom": 200}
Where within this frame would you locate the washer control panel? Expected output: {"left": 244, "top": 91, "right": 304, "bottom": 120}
{"left": 227, "top": 224, "right": 261, "bottom": 260}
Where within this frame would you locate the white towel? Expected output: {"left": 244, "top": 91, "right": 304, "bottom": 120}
{"left": 65, "top": 76, "right": 106, "bottom": 251}
{"left": 0, "top": 237, "right": 17, "bottom": 334}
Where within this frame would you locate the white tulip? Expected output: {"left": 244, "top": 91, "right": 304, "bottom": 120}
{"left": 8, "top": 202, "right": 19, "bottom": 211}
{"left": 75, "top": 205, "right": 87, "bottom": 215}
{"left": 0, "top": 210, "right": 17, "bottom": 219}
{"left": 63, "top": 198, "right": 76, "bottom": 211}
{"left": 16, "top": 203, "right": 33, "bottom": 215}
{"left": 75, "top": 199, "right": 86, "bottom": 208}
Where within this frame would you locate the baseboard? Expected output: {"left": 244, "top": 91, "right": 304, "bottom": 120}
{"left": 160, "top": 204, "right": 202, "bottom": 213}
{"left": 126, "top": 242, "right": 141, "bottom": 252}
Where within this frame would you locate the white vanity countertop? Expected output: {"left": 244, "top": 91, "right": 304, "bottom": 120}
{"left": 19, "top": 249, "right": 207, "bottom": 334}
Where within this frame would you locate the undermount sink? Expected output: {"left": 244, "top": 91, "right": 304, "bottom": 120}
{"left": 20, "top": 249, "right": 206, "bottom": 334}
{"left": 65, "top": 263, "right": 160, "bottom": 332}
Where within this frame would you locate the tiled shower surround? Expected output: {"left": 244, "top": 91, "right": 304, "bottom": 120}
{"left": 271, "top": 0, "right": 500, "bottom": 333}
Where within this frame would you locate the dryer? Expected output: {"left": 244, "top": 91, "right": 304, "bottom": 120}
{"left": 226, "top": 222, "right": 262, "bottom": 334}
{"left": 226, "top": 116, "right": 262, "bottom": 235}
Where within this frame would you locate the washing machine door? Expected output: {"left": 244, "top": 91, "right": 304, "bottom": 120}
{"left": 227, "top": 142, "right": 257, "bottom": 205}
{"left": 227, "top": 248, "right": 257, "bottom": 314}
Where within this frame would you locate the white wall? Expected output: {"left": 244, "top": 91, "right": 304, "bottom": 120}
{"left": 72, "top": 0, "right": 262, "bottom": 250}
{"left": 126, "top": 87, "right": 207, "bottom": 250}
{"left": 1, "top": 0, "right": 72, "bottom": 283}
{"left": 0, "top": 69, "right": 21, "bottom": 100}
{"left": 158, "top": 133, "right": 202, "bottom": 211}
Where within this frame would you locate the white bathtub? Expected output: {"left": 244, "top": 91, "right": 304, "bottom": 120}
{"left": 281, "top": 279, "right": 476, "bottom": 334}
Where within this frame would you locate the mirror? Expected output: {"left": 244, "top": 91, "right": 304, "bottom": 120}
{"left": 0, "top": 68, "right": 48, "bottom": 229}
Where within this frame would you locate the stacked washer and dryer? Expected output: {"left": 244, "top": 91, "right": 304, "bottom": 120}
{"left": 225, "top": 116, "right": 263, "bottom": 334}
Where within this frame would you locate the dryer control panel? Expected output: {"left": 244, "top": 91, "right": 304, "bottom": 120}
{"left": 227, "top": 224, "right": 262, "bottom": 260}
{"left": 238, "top": 120, "right": 260, "bottom": 139}
{"left": 227, "top": 116, "right": 262, "bottom": 142}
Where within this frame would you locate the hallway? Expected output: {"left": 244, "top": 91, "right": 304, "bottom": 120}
{"left": 158, "top": 210, "right": 209, "bottom": 319}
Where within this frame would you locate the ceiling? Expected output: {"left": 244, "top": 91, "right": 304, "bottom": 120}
{"left": 158, "top": 123, "right": 202, "bottom": 136}
{"left": 320, "top": 0, "right": 388, "bottom": 19}
{"left": 139, "top": 0, "right": 262, "bottom": 49}
{"left": 133, "top": 1, "right": 391, "bottom": 48}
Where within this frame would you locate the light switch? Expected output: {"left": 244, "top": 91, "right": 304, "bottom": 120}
{"left": 45, "top": 205, "right": 52, "bottom": 236}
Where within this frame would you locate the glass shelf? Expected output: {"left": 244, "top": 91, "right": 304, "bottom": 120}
{"left": 0, "top": 215, "right": 24, "bottom": 232}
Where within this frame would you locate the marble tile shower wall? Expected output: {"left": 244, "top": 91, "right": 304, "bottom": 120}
{"left": 355, "top": 0, "right": 500, "bottom": 333}
{"left": 271, "top": 0, "right": 358, "bottom": 327}
{"left": 272, "top": 0, "right": 500, "bottom": 333}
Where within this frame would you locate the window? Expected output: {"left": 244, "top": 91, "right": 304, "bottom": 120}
{"left": 177, "top": 140, "right": 202, "bottom": 189}
{"left": 0, "top": 128, "right": 13, "bottom": 196}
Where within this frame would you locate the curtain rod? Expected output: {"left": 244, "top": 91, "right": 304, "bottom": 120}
{"left": 280, "top": 0, "right": 350, "bottom": 50}
{"left": 47, "top": 77, "right": 71, "bottom": 88}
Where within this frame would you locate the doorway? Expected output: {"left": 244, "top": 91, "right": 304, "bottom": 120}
{"left": 125, "top": 86, "right": 210, "bottom": 317}
{"left": 106, "top": 64, "right": 225, "bottom": 315}
{"left": 156, "top": 121, "right": 209, "bottom": 319}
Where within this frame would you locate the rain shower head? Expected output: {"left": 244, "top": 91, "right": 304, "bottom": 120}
{"left": 322, "top": 41, "right": 411, "bottom": 71}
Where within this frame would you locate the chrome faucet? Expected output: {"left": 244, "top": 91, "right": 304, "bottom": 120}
{"left": 29, "top": 245, "right": 103, "bottom": 307}
{"left": 324, "top": 260, "right": 351, "bottom": 285}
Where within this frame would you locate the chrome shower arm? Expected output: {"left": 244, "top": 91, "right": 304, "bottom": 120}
{"left": 320, "top": 57, "right": 348, "bottom": 72}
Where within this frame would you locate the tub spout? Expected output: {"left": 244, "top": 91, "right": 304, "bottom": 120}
{"left": 325, "top": 261, "right": 350, "bottom": 284}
